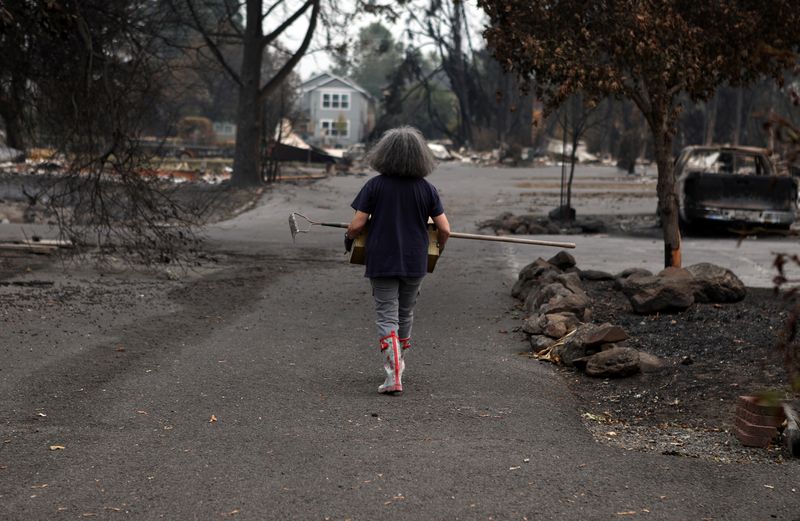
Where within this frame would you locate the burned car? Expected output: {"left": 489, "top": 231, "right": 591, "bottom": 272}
{"left": 675, "top": 146, "right": 799, "bottom": 229}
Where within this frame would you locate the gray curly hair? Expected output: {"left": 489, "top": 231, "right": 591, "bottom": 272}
{"left": 365, "top": 126, "right": 437, "bottom": 178}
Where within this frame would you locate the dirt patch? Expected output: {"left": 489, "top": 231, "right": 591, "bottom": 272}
{"left": 552, "top": 279, "right": 796, "bottom": 464}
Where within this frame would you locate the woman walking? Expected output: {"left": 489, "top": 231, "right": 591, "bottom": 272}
{"left": 345, "top": 127, "right": 450, "bottom": 394}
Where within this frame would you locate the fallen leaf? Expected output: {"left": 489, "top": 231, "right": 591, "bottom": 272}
{"left": 135, "top": 410, "right": 148, "bottom": 415}
{"left": 606, "top": 431, "right": 618, "bottom": 437}
{"left": 49, "top": 445, "right": 65, "bottom": 451}
{"left": 209, "top": 415, "right": 218, "bottom": 423}
{"left": 115, "top": 347, "right": 126, "bottom": 352}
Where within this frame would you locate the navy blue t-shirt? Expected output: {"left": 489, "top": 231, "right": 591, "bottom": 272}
{"left": 351, "top": 175, "right": 444, "bottom": 278}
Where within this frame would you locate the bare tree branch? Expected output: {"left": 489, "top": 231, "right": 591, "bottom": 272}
{"left": 184, "top": 0, "right": 242, "bottom": 86}
{"left": 261, "top": 0, "right": 315, "bottom": 51}
{"left": 262, "top": 0, "right": 288, "bottom": 21}
{"left": 259, "top": 0, "right": 320, "bottom": 100}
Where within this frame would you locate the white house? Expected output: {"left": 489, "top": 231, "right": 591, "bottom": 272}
{"left": 299, "top": 73, "right": 375, "bottom": 148}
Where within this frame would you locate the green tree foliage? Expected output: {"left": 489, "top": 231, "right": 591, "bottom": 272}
{"left": 480, "top": 0, "right": 800, "bottom": 267}
{"left": 334, "top": 22, "right": 404, "bottom": 100}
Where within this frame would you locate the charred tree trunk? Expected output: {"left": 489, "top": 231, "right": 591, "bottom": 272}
{"left": 450, "top": 2, "right": 472, "bottom": 147}
{"left": 704, "top": 94, "right": 717, "bottom": 145}
{"left": 0, "top": 103, "right": 25, "bottom": 151}
{"left": 0, "top": 77, "right": 27, "bottom": 151}
{"left": 733, "top": 86, "right": 744, "bottom": 146}
{"left": 231, "top": 0, "right": 265, "bottom": 187}
{"left": 651, "top": 114, "right": 681, "bottom": 268}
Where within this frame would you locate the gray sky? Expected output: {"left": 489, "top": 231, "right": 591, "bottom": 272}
{"left": 277, "top": 1, "right": 487, "bottom": 81}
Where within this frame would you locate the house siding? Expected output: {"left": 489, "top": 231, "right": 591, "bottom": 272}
{"left": 301, "top": 75, "right": 374, "bottom": 148}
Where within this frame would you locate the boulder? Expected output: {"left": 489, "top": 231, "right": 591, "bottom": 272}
{"left": 555, "top": 272, "right": 585, "bottom": 295}
{"left": 504, "top": 215, "right": 523, "bottom": 231}
{"left": 546, "top": 222, "right": 562, "bottom": 234}
{"left": 529, "top": 334, "right": 554, "bottom": 352}
{"left": 522, "top": 314, "right": 546, "bottom": 335}
{"left": 539, "top": 291, "right": 592, "bottom": 318}
{"left": 551, "top": 324, "right": 603, "bottom": 366}
{"left": 547, "top": 251, "right": 577, "bottom": 270}
{"left": 585, "top": 323, "right": 629, "bottom": 344}
{"left": 614, "top": 267, "right": 653, "bottom": 290}
{"left": 616, "top": 267, "right": 653, "bottom": 279}
{"left": 525, "top": 282, "right": 572, "bottom": 312}
{"left": 527, "top": 223, "right": 549, "bottom": 234}
{"left": 621, "top": 274, "right": 695, "bottom": 314}
{"left": 511, "top": 258, "right": 559, "bottom": 300}
{"left": 579, "top": 269, "right": 615, "bottom": 281}
{"left": 685, "top": 263, "right": 746, "bottom": 303}
{"left": 583, "top": 347, "right": 641, "bottom": 378}
{"left": 657, "top": 266, "right": 694, "bottom": 280}
{"left": 638, "top": 351, "right": 665, "bottom": 373}
{"left": 576, "top": 219, "right": 607, "bottom": 234}
{"left": 542, "top": 312, "right": 581, "bottom": 339}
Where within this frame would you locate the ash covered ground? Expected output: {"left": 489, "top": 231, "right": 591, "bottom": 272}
{"left": 558, "top": 280, "right": 794, "bottom": 464}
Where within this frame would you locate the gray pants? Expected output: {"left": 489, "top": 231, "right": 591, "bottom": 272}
{"left": 370, "top": 277, "right": 424, "bottom": 340}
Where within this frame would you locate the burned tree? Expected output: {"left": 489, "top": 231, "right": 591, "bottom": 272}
{"left": 171, "top": 0, "right": 321, "bottom": 187}
{"left": 552, "top": 94, "right": 601, "bottom": 222}
{"left": 1, "top": 1, "right": 208, "bottom": 264}
{"left": 480, "top": 0, "right": 800, "bottom": 267}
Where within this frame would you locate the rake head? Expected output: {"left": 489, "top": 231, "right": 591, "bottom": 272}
{"left": 288, "top": 212, "right": 312, "bottom": 242}
{"left": 289, "top": 212, "right": 348, "bottom": 242}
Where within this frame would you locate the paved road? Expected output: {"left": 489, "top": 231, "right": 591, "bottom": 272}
{"left": 1, "top": 164, "right": 798, "bottom": 519}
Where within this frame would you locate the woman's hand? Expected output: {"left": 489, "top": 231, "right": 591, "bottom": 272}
{"left": 432, "top": 213, "right": 450, "bottom": 253}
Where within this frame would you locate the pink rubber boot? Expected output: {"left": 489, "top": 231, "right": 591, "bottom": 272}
{"left": 378, "top": 331, "right": 404, "bottom": 394}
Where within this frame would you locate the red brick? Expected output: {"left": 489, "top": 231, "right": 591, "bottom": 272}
{"left": 735, "top": 416, "right": 779, "bottom": 439}
{"left": 735, "top": 426, "right": 774, "bottom": 448}
{"left": 735, "top": 406, "right": 786, "bottom": 428}
{"left": 737, "top": 396, "right": 785, "bottom": 419}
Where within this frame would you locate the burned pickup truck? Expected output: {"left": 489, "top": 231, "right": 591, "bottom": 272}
{"left": 676, "top": 146, "right": 799, "bottom": 230}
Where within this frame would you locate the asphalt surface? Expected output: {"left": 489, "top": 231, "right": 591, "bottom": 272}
{"left": 1, "top": 163, "right": 798, "bottom": 519}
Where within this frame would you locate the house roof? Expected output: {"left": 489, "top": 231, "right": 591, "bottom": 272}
{"left": 300, "top": 72, "right": 373, "bottom": 99}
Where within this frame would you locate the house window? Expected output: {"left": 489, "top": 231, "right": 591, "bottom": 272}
{"left": 320, "top": 119, "right": 349, "bottom": 138}
{"left": 321, "top": 91, "right": 350, "bottom": 110}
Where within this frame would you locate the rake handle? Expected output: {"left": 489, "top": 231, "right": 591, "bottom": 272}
{"left": 313, "top": 219, "right": 576, "bottom": 249}
{"left": 449, "top": 232, "right": 575, "bottom": 249}
{"left": 317, "top": 222, "right": 349, "bottom": 229}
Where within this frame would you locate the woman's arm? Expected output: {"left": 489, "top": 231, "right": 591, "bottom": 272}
{"left": 432, "top": 213, "right": 450, "bottom": 251}
{"left": 346, "top": 210, "right": 370, "bottom": 239}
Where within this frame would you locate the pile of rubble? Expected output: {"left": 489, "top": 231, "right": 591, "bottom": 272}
{"left": 479, "top": 212, "right": 606, "bottom": 236}
{"left": 514, "top": 251, "right": 747, "bottom": 378}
